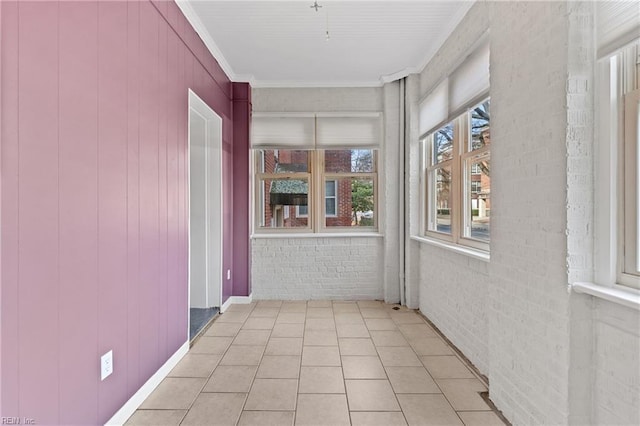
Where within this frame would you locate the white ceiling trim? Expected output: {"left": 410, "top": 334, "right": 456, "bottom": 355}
{"left": 175, "top": 0, "right": 256, "bottom": 84}
{"left": 251, "top": 79, "right": 384, "bottom": 88}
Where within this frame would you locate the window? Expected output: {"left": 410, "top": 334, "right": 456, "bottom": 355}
{"left": 255, "top": 149, "right": 378, "bottom": 232}
{"left": 623, "top": 86, "right": 639, "bottom": 287}
{"left": 597, "top": 39, "right": 640, "bottom": 290}
{"left": 418, "top": 36, "right": 490, "bottom": 252}
{"left": 251, "top": 112, "right": 382, "bottom": 233}
{"left": 593, "top": 0, "right": 640, "bottom": 290}
{"left": 256, "top": 149, "right": 310, "bottom": 229}
{"left": 422, "top": 100, "right": 491, "bottom": 249}
{"left": 325, "top": 180, "right": 338, "bottom": 217}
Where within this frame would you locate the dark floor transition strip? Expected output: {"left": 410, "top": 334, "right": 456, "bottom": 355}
{"left": 190, "top": 307, "right": 219, "bottom": 340}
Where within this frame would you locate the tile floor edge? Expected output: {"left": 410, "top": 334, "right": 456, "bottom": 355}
{"left": 416, "top": 309, "right": 513, "bottom": 426}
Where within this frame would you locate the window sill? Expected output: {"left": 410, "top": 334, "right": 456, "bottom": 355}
{"left": 252, "top": 232, "right": 384, "bottom": 239}
{"left": 571, "top": 282, "right": 640, "bottom": 310}
{"left": 410, "top": 235, "right": 490, "bottom": 262}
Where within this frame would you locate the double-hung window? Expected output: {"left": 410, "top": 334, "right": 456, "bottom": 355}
{"left": 419, "top": 38, "right": 490, "bottom": 252}
{"left": 595, "top": 1, "right": 639, "bottom": 290}
{"left": 252, "top": 113, "right": 382, "bottom": 233}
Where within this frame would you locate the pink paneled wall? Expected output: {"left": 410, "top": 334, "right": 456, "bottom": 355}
{"left": 0, "top": 1, "right": 250, "bottom": 424}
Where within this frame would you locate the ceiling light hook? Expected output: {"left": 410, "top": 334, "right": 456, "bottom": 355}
{"left": 310, "top": 1, "right": 322, "bottom": 12}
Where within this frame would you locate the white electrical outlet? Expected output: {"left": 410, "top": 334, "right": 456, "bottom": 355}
{"left": 227, "top": 269, "right": 231, "bottom": 280}
{"left": 101, "top": 350, "right": 113, "bottom": 381}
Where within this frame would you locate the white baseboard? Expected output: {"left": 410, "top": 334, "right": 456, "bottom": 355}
{"left": 104, "top": 341, "right": 189, "bottom": 426}
{"left": 220, "top": 293, "right": 253, "bottom": 313}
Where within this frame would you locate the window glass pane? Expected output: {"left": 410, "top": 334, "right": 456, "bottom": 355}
{"left": 325, "top": 149, "right": 375, "bottom": 173}
{"left": 433, "top": 123, "right": 454, "bottom": 164}
{"left": 325, "top": 177, "right": 375, "bottom": 227}
{"left": 468, "top": 158, "right": 491, "bottom": 241}
{"left": 325, "top": 198, "right": 337, "bottom": 216}
{"left": 470, "top": 100, "right": 490, "bottom": 151}
{"left": 432, "top": 167, "right": 452, "bottom": 234}
{"left": 259, "top": 149, "right": 309, "bottom": 173}
{"left": 258, "top": 178, "right": 309, "bottom": 228}
{"left": 325, "top": 180, "right": 336, "bottom": 196}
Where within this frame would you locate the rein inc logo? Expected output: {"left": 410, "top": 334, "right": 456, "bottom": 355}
{"left": 1, "top": 418, "right": 35, "bottom": 425}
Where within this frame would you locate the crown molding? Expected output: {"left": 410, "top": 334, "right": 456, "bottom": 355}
{"left": 379, "top": 67, "right": 421, "bottom": 84}
{"left": 175, "top": 0, "right": 251, "bottom": 83}
{"left": 251, "top": 79, "right": 385, "bottom": 89}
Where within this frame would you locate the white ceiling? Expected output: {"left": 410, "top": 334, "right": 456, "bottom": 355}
{"left": 178, "top": 0, "right": 474, "bottom": 87}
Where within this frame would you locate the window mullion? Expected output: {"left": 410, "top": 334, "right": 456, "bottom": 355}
{"left": 452, "top": 115, "right": 464, "bottom": 244}
{"left": 313, "top": 150, "right": 323, "bottom": 232}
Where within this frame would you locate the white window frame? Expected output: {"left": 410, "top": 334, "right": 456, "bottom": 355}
{"left": 421, "top": 99, "right": 490, "bottom": 252}
{"left": 296, "top": 204, "right": 309, "bottom": 218}
{"left": 325, "top": 180, "right": 338, "bottom": 217}
{"left": 296, "top": 181, "right": 338, "bottom": 218}
{"left": 594, "top": 41, "right": 640, "bottom": 292}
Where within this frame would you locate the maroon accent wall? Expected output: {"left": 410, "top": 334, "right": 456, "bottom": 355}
{"left": 0, "top": 1, "right": 250, "bottom": 423}
{"left": 232, "top": 83, "right": 252, "bottom": 297}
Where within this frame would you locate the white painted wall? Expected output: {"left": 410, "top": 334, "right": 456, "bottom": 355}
{"left": 251, "top": 86, "right": 402, "bottom": 302}
{"left": 593, "top": 300, "right": 640, "bottom": 425}
{"left": 251, "top": 237, "right": 384, "bottom": 300}
{"left": 410, "top": 2, "right": 639, "bottom": 425}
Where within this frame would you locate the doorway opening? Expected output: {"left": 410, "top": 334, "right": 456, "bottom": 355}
{"left": 188, "top": 90, "right": 223, "bottom": 341}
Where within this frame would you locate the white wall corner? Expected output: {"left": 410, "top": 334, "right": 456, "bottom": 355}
{"left": 383, "top": 81, "right": 402, "bottom": 304}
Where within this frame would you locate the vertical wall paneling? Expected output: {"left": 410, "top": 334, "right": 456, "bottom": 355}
{"left": 0, "top": 0, "right": 19, "bottom": 415}
{"left": 176, "top": 31, "right": 188, "bottom": 342}
{"left": 137, "top": 0, "right": 160, "bottom": 382}
{"left": 58, "top": 2, "right": 99, "bottom": 424}
{"left": 17, "top": 2, "right": 60, "bottom": 421}
{"left": 97, "top": 1, "right": 129, "bottom": 420}
{"left": 126, "top": 0, "right": 141, "bottom": 397}
{"left": 0, "top": 1, "right": 249, "bottom": 422}
{"left": 157, "top": 5, "right": 169, "bottom": 363}
{"left": 167, "top": 28, "right": 181, "bottom": 353}
{"left": 165, "top": 1, "right": 179, "bottom": 32}
{"left": 0, "top": 1, "right": 3, "bottom": 412}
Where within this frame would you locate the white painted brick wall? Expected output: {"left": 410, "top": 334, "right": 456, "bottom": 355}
{"left": 418, "top": 247, "right": 490, "bottom": 374}
{"left": 251, "top": 237, "right": 384, "bottom": 300}
{"left": 489, "top": 2, "right": 572, "bottom": 424}
{"left": 594, "top": 301, "right": 640, "bottom": 426}
{"left": 413, "top": 2, "right": 640, "bottom": 426}
{"left": 415, "top": 0, "right": 495, "bottom": 405}
{"left": 251, "top": 86, "right": 401, "bottom": 302}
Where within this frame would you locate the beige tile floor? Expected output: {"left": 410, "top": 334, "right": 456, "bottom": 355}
{"left": 126, "top": 300, "right": 506, "bottom": 426}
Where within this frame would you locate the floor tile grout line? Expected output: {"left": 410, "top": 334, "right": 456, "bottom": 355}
{"left": 367, "top": 301, "right": 411, "bottom": 426}
{"left": 293, "top": 300, "right": 308, "bottom": 426}
{"left": 236, "top": 301, "right": 280, "bottom": 424}
{"left": 335, "top": 300, "right": 352, "bottom": 425}
{"left": 392, "top": 309, "right": 471, "bottom": 426}
{"left": 398, "top": 311, "right": 498, "bottom": 421}
{"left": 177, "top": 302, "right": 257, "bottom": 425}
